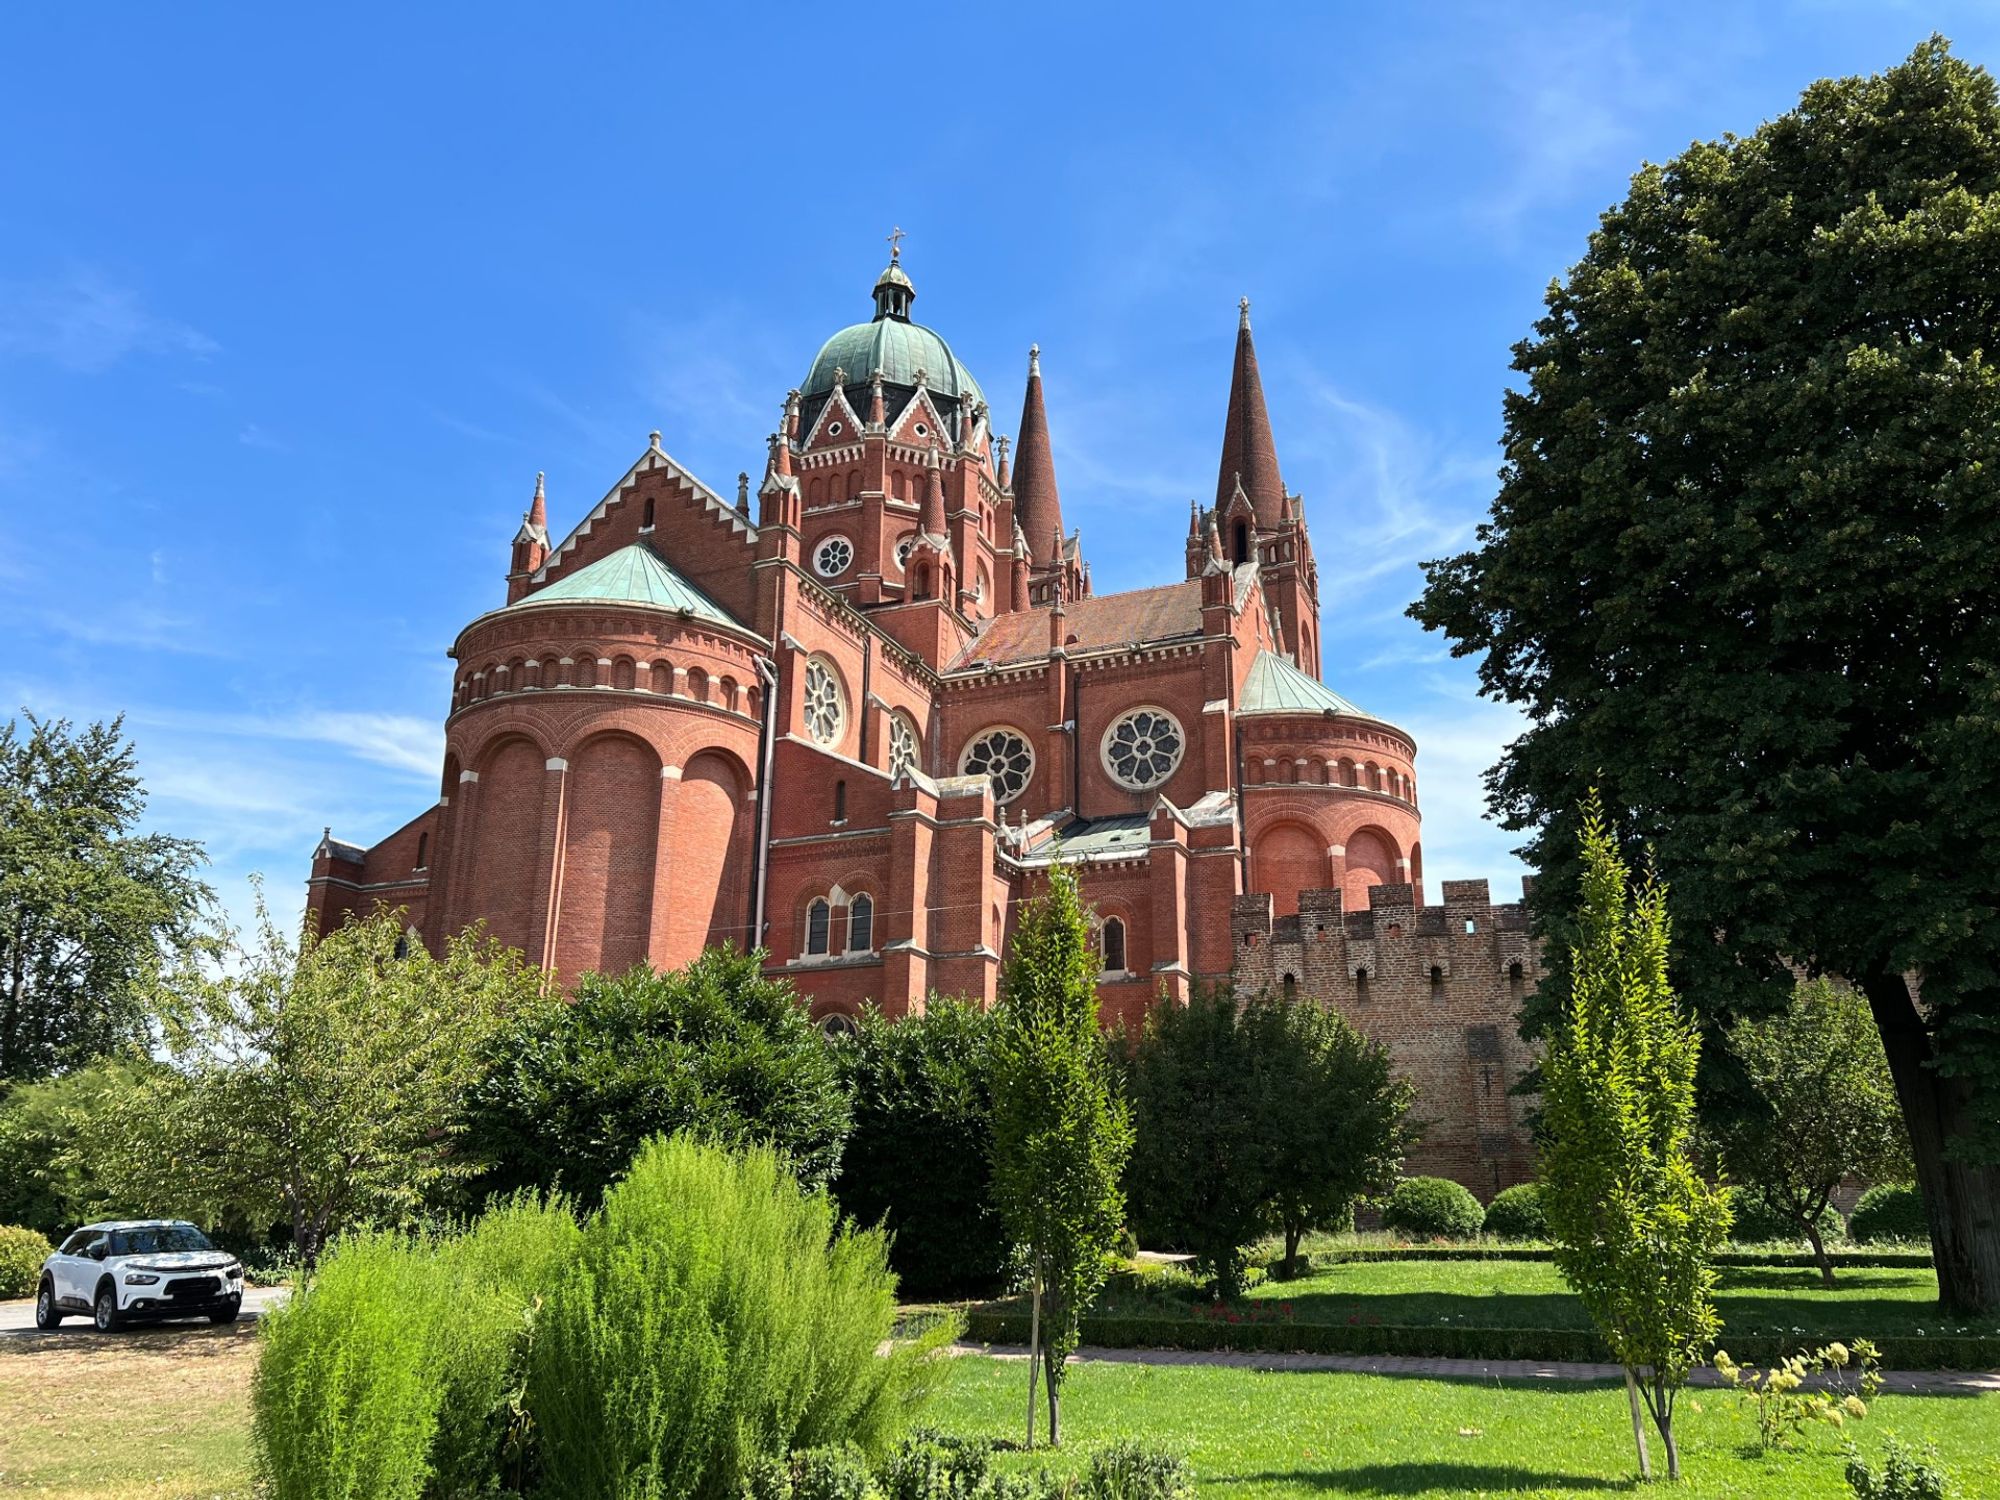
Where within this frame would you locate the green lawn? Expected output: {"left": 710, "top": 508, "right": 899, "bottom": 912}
{"left": 1076, "top": 1260, "right": 1995, "bottom": 1344}
{"left": 5, "top": 1329, "right": 1995, "bottom": 1500}
{"left": 934, "top": 1356, "right": 2000, "bottom": 1499}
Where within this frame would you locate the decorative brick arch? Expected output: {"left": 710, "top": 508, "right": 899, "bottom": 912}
{"left": 1252, "top": 820, "right": 1326, "bottom": 918}
{"left": 554, "top": 731, "right": 661, "bottom": 981}
{"left": 661, "top": 747, "right": 754, "bottom": 966}
{"left": 466, "top": 735, "right": 547, "bottom": 958}
{"left": 1344, "top": 823, "right": 1401, "bottom": 912}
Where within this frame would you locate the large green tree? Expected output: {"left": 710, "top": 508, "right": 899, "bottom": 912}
{"left": 0, "top": 713, "right": 211, "bottom": 1080}
{"left": 1542, "top": 798, "right": 1731, "bottom": 1483}
{"left": 989, "top": 861, "right": 1132, "bottom": 1448}
{"left": 1244, "top": 993, "right": 1416, "bottom": 1279}
{"left": 465, "top": 947, "right": 852, "bottom": 1210}
{"left": 833, "top": 999, "right": 1007, "bottom": 1297}
{"left": 1714, "top": 979, "right": 1912, "bottom": 1288}
{"left": 1125, "top": 985, "right": 1273, "bottom": 1298}
{"left": 99, "top": 900, "right": 538, "bottom": 1265}
{"left": 1413, "top": 38, "right": 2000, "bottom": 1313}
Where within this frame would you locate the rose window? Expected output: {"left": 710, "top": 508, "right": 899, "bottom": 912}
{"left": 960, "top": 728, "right": 1033, "bottom": 804}
{"left": 803, "top": 658, "right": 844, "bottom": 746}
{"left": 814, "top": 536, "right": 854, "bottom": 578}
{"left": 1103, "top": 708, "right": 1184, "bottom": 790}
{"left": 894, "top": 535, "right": 916, "bottom": 572}
{"left": 889, "top": 713, "right": 920, "bottom": 780}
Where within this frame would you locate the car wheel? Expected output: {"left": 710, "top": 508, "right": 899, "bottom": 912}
{"left": 34, "top": 1279, "right": 62, "bottom": 1329}
{"left": 93, "top": 1283, "right": 122, "bottom": 1333}
{"left": 209, "top": 1297, "right": 241, "bottom": 1325}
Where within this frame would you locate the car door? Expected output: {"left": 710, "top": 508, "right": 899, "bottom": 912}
{"left": 66, "top": 1233, "right": 108, "bottom": 1306}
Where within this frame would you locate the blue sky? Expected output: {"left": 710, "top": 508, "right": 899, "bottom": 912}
{"left": 4, "top": 4, "right": 1993, "bottom": 938}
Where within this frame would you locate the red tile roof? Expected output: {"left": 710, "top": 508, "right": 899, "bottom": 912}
{"left": 948, "top": 579, "right": 1204, "bottom": 669}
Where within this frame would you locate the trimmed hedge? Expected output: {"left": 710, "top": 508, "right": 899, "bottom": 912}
{"left": 1481, "top": 1184, "right": 1545, "bottom": 1240}
{"left": 1850, "top": 1184, "right": 1929, "bottom": 1244}
{"left": 1380, "top": 1177, "right": 1484, "bottom": 1239}
{"left": 957, "top": 1310, "right": 1997, "bottom": 1371}
{"left": 1297, "top": 1246, "right": 1933, "bottom": 1270}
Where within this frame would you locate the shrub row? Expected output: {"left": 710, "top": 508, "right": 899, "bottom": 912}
{"left": 0, "top": 1224, "right": 53, "bottom": 1299}
{"left": 1296, "top": 1246, "right": 1934, "bottom": 1270}
{"left": 752, "top": 1431, "right": 1194, "bottom": 1500}
{"left": 957, "top": 1311, "right": 1998, "bottom": 1371}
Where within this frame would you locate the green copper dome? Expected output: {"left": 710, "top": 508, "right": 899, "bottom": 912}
{"left": 800, "top": 259, "right": 984, "bottom": 407}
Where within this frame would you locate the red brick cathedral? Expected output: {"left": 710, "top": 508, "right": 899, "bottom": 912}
{"left": 309, "top": 253, "right": 1539, "bottom": 1194}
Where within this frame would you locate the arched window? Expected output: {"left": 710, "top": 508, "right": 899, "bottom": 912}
{"left": 1101, "top": 917, "right": 1127, "bottom": 974}
{"left": 1430, "top": 964, "right": 1446, "bottom": 999}
{"left": 1282, "top": 972, "right": 1298, "bottom": 1003}
{"left": 1356, "top": 966, "right": 1370, "bottom": 1002}
{"left": 642, "top": 496, "right": 656, "bottom": 528}
{"left": 888, "top": 712, "right": 921, "bottom": 781}
{"left": 806, "top": 899, "right": 830, "bottom": 957}
{"left": 818, "top": 1012, "right": 859, "bottom": 1039}
{"left": 848, "top": 893, "right": 873, "bottom": 953}
{"left": 833, "top": 779, "right": 846, "bottom": 822}
{"left": 415, "top": 832, "right": 428, "bottom": 871}
{"left": 1232, "top": 521, "right": 1249, "bottom": 564}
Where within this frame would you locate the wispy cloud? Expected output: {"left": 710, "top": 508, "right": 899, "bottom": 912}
{"left": 121, "top": 704, "right": 443, "bottom": 779}
{"left": 237, "top": 422, "right": 287, "bottom": 451}
{"left": 28, "top": 602, "right": 231, "bottom": 656}
{"left": 0, "top": 269, "right": 217, "bottom": 373}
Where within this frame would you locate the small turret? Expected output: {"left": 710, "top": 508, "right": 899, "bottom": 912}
{"left": 507, "top": 471, "right": 551, "bottom": 604}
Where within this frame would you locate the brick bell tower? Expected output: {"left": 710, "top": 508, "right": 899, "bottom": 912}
{"left": 1189, "top": 297, "right": 1321, "bottom": 676}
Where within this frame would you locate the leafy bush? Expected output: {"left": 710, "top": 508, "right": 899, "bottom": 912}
{"left": 877, "top": 1430, "right": 992, "bottom": 1500}
{"left": 528, "top": 1134, "right": 958, "bottom": 1500}
{"left": 0, "top": 1224, "right": 52, "bottom": 1298}
{"left": 1380, "top": 1177, "right": 1484, "bottom": 1240}
{"left": 1086, "top": 1442, "right": 1195, "bottom": 1500}
{"left": 0, "top": 1059, "right": 156, "bottom": 1236}
{"left": 252, "top": 1194, "right": 579, "bottom": 1500}
{"left": 1481, "top": 1183, "right": 1545, "bottom": 1240}
{"left": 1847, "top": 1437, "right": 1956, "bottom": 1499}
{"left": 835, "top": 1002, "right": 1005, "bottom": 1298}
{"left": 468, "top": 949, "right": 852, "bottom": 1210}
{"left": 1729, "top": 1188, "right": 1843, "bottom": 1246}
{"left": 1850, "top": 1184, "right": 1928, "bottom": 1244}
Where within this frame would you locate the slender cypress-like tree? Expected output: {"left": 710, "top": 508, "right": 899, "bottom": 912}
{"left": 1541, "top": 794, "right": 1731, "bottom": 1482}
{"left": 989, "top": 861, "right": 1131, "bottom": 1448}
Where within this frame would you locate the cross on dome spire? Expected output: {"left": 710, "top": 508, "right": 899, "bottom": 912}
{"left": 887, "top": 225, "right": 906, "bottom": 261}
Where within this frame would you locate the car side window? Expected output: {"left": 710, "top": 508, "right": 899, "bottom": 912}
{"left": 83, "top": 1234, "right": 109, "bottom": 1261}
{"left": 58, "top": 1232, "right": 87, "bottom": 1256}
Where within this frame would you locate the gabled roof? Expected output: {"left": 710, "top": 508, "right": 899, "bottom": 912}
{"left": 948, "top": 579, "right": 1204, "bottom": 670}
{"left": 511, "top": 543, "right": 742, "bottom": 629}
{"left": 1238, "top": 649, "right": 1379, "bottom": 720}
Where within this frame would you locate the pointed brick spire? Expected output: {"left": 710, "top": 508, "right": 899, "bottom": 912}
{"left": 1215, "top": 297, "right": 1286, "bottom": 530}
{"left": 528, "top": 470, "right": 547, "bottom": 532}
{"left": 1013, "top": 344, "right": 1064, "bottom": 565}
{"left": 995, "top": 434, "right": 1012, "bottom": 490}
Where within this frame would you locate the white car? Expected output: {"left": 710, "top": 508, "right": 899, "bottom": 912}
{"left": 36, "top": 1220, "right": 245, "bottom": 1332}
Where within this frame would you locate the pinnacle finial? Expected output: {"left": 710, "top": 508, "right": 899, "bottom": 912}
{"left": 649, "top": 430, "right": 662, "bottom": 450}
{"left": 534, "top": 471, "right": 545, "bottom": 498}
{"left": 1239, "top": 296, "right": 1251, "bottom": 330}
{"left": 1028, "top": 343, "right": 1041, "bottom": 377}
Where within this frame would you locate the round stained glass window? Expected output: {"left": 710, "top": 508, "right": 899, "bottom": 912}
{"left": 960, "top": 727, "right": 1033, "bottom": 804}
{"left": 1102, "top": 707, "right": 1185, "bottom": 790}
{"left": 888, "top": 713, "right": 920, "bottom": 781}
{"left": 804, "top": 658, "right": 844, "bottom": 746}
{"left": 814, "top": 535, "right": 854, "bottom": 577}
{"left": 893, "top": 534, "right": 916, "bottom": 572}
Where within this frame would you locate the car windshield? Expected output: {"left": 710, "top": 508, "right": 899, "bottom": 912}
{"left": 108, "top": 1225, "right": 214, "bottom": 1256}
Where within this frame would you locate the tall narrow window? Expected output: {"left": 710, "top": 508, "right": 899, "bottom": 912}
{"left": 1430, "top": 964, "right": 1446, "bottom": 1000}
{"left": 642, "top": 496, "right": 656, "bottom": 528}
{"left": 1101, "top": 917, "right": 1126, "bottom": 974}
{"left": 1232, "top": 521, "right": 1249, "bottom": 564}
{"left": 848, "top": 893, "right": 873, "bottom": 953}
{"left": 833, "top": 779, "right": 846, "bottom": 821}
{"left": 1282, "top": 972, "right": 1298, "bottom": 1003}
{"left": 806, "top": 899, "right": 830, "bottom": 957}
{"left": 415, "top": 832, "right": 428, "bottom": 871}
{"left": 1356, "top": 966, "right": 1370, "bottom": 1002}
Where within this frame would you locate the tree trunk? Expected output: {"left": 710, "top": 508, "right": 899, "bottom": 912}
{"left": 1802, "top": 1216, "right": 1835, "bottom": 1290}
{"left": 1283, "top": 1222, "right": 1303, "bottom": 1281}
{"left": 1624, "top": 1367, "right": 1652, "bottom": 1480}
{"left": 1044, "top": 1343, "right": 1061, "bottom": 1448}
{"left": 1860, "top": 971, "right": 2000, "bottom": 1315}
{"left": 1024, "top": 1268, "right": 1042, "bottom": 1450}
{"left": 1648, "top": 1377, "right": 1681, "bottom": 1482}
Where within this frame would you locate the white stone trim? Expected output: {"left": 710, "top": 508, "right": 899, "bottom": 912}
{"left": 546, "top": 758, "right": 569, "bottom": 771}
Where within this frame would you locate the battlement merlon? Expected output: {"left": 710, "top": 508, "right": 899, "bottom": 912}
{"left": 1230, "top": 877, "right": 1534, "bottom": 945}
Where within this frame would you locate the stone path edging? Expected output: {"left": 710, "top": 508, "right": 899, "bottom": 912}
{"left": 952, "top": 1341, "right": 2000, "bottom": 1396}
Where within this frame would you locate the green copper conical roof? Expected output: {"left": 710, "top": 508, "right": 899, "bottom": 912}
{"left": 514, "top": 543, "right": 740, "bottom": 628}
{"left": 1238, "top": 650, "right": 1380, "bottom": 720}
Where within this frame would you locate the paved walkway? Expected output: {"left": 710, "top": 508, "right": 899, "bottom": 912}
{"left": 0, "top": 1285, "right": 287, "bottom": 1337}
{"left": 953, "top": 1341, "right": 2000, "bottom": 1396}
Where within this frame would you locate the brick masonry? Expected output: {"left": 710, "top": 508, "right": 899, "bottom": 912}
{"left": 307, "top": 258, "right": 1542, "bottom": 1204}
